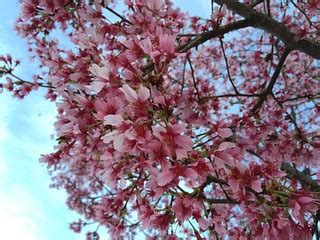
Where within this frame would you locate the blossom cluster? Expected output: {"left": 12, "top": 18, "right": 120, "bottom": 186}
{"left": 1, "top": 0, "right": 319, "bottom": 239}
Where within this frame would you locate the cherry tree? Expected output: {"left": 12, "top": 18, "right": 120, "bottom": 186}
{"left": 0, "top": 0, "right": 319, "bottom": 239}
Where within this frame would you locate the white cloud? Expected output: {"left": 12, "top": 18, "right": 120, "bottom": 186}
{"left": 0, "top": 94, "right": 10, "bottom": 180}
{"left": 0, "top": 2, "right": 80, "bottom": 240}
{"left": 0, "top": 106, "right": 42, "bottom": 237}
{"left": 0, "top": 186, "right": 47, "bottom": 240}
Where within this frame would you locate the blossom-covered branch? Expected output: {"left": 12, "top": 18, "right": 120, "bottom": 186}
{"left": 1, "top": 0, "right": 319, "bottom": 239}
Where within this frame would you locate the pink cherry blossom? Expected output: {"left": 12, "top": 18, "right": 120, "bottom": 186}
{"left": 1, "top": 0, "right": 320, "bottom": 238}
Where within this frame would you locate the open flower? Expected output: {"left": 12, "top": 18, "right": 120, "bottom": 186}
{"left": 88, "top": 60, "right": 110, "bottom": 93}
{"left": 120, "top": 84, "right": 150, "bottom": 103}
{"left": 152, "top": 123, "right": 193, "bottom": 160}
{"left": 102, "top": 114, "right": 128, "bottom": 152}
{"left": 289, "top": 194, "right": 317, "bottom": 223}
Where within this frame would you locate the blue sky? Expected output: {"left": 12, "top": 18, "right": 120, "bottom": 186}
{"left": 0, "top": 1, "right": 210, "bottom": 239}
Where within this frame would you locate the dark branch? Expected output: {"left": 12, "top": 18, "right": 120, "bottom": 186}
{"left": 178, "top": 19, "right": 252, "bottom": 53}
{"left": 281, "top": 162, "right": 320, "bottom": 192}
{"left": 104, "top": 6, "right": 132, "bottom": 25}
{"left": 143, "top": 19, "right": 253, "bottom": 74}
{"left": 179, "top": 57, "right": 187, "bottom": 95}
{"left": 215, "top": 0, "right": 320, "bottom": 59}
{"left": 271, "top": 93, "right": 303, "bottom": 137}
{"left": 251, "top": 48, "right": 291, "bottom": 114}
{"left": 186, "top": 55, "right": 200, "bottom": 101}
{"left": 207, "top": 198, "right": 239, "bottom": 204}
{"left": 247, "top": 150, "right": 320, "bottom": 192}
{"left": 219, "top": 37, "right": 239, "bottom": 94}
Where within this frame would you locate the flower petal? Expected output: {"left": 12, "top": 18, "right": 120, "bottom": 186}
{"left": 104, "top": 114, "right": 124, "bottom": 126}
{"left": 183, "top": 168, "right": 198, "bottom": 181}
{"left": 102, "top": 130, "right": 118, "bottom": 144}
{"left": 113, "top": 133, "right": 125, "bottom": 152}
{"left": 88, "top": 81, "right": 106, "bottom": 94}
{"left": 175, "top": 135, "right": 193, "bottom": 150}
{"left": 138, "top": 85, "right": 150, "bottom": 101}
{"left": 228, "top": 178, "right": 239, "bottom": 192}
{"left": 218, "top": 128, "right": 233, "bottom": 138}
{"left": 251, "top": 179, "right": 263, "bottom": 193}
{"left": 120, "top": 84, "right": 138, "bottom": 102}
{"left": 217, "top": 142, "right": 236, "bottom": 151}
{"left": 298, "top": 196, "right": 314, "bottom": 204}
{"left": 175, "top": 148, "right": 188, "bottom": 160}
{"left": 157, "top": 169, "right": 175, "bottom": 186}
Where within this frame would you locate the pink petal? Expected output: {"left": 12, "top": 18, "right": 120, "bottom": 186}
{"left": 175, "top": 148, "right": 188, "bottom": 160}
{"left": 218, "top": 128, "right": 233, "bottom": 138}
{"left": 228, "top": 178, "right": 239, "bottom": 192}
{"left": 150, "top": 86, "right": 166, "bottom": 105}
{"left": 175, "top": 135, "right": 193, "bottom": 150}
{"left": 101, "top": 151, "right": 112, "bottom": 161}
{"left": 198, "top": 218, "right": 210, "bottom": 230}
{"left": 157, "top": 170, "right": 175, "bottom": 186}
{"left": 140, "top": 38, "right": 152, "bottom": 54}
{"left": 102, "top": 130, "right": 118, "bottom": 144}
{"left": 89, "top": 64, "right": 100, "bottom": 75}
{"left": 151, "top": 125, "right": 165, "bottom": 139}
{"left": 138, "top": 85, "right": 150, "bottom": 101}
{"left": 120, "top": 84, "right": 138, "bottom": 102}
{"left": 298, "top": 196, "right": 314, "bottom": 204}
{"left": 88, "top": 81, "right": 106, "bottom": 94}
{"left": 183, "top": 168, "right": 198, "bottom": 181}
{"left": 217, "top": 142, "right": 236, "bottom": 151}
{"left": 214, "top": 157, "right": 226, "bottom": 170}
{"left": 104, "top": 114, "right": 124, "bottom": 126}
{"left": 147, "top": 0, "right": 162, "bottom": 11}
{"left": 251, "top": 179, "right": 263, "bottom": 193}
{"left": 159, "top": 34, "right": 175, "bottom": 53}
{"left": 292, "top": 202, "right": 301, "bottom": 218}
{"left": 124, "top": 129, "right": 135, "bottom": 140}
{"left": 150, "top": 50, "right": 160, "bottom": 60}
{"left": 172, "top": 123, "right": 187, "bottom": 133}
{"left": 113, "top": 133, "right": 125, "bottom": 152}
{"left": 97, "top": 65, "right": 110, "bottom": 79}
{"left": 89, "top": 63, "right": 109, "bottom": 79}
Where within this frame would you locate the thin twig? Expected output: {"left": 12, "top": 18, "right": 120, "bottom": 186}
{"left": 271, "top": 93, "right": 303, "bottom": 137}
{"left": 105, "top": 6, "right": 132, "bottom": 25}
{"left": 290, "top": 0, "right": 315, "bottom": 27}
{"left": 251, "top": 48, "right": 291, "bottom": 114}
{"left": 186, "top": 54, "right": 201, "bottom": 101}
{"left": 219, "top": 37, "right": 239, "bottom": 94}
{"left": 180, "top": 57, "right": 187, "bottom": 95}
{"left": 215, "top": 170, "right": 232, "bottom": 201}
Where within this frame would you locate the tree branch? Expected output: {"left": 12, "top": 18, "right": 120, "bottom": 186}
{"left": 215, "top": 0, "right": 320, "bottom": 59}
{"left": 186, "top": 54, "right": 201, "bottom": 101}
{"left": 143, "top": 19, "right": 252, "bottom": 74}
{"left": 178, "top": 19, "right": 252, "bottom": 53}
{"left": 251, "top": 48, "right": 291, "bottom": 114}
{"left": 281, "top": 162, "right": 320, "bottom": 192}
{"left": 207, "top": 198, "right": 239, "bottom": 204}
{"left": 219, "top": 37, "right": 239, "bottom": 94}
{"left": 247, "top": 150, "right": 320, "bottom": 192}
